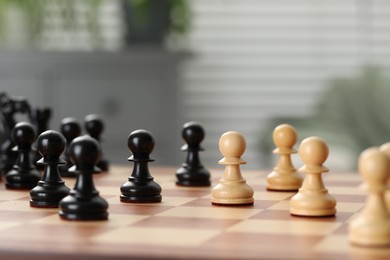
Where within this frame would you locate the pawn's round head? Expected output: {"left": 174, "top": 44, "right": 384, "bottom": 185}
{"left": 182, "top": 121, "right": 205, "bottom": 146}
{"left": 12, "top": 122, "right": 36, "bottom": 145}
{"left": 219, "top": 131, "right": 246, "bottom": 158}
{"left": 37, "top": 130, "right": 66, "bottom": 157}
{"left": 299, "top": 136, "right": 328, "bottom": 166}
{"left": 85, "top": 114, "right": 104, "bottom": 138}
{"left": 128, "top": 129, "right": 155, "bottom": 159}
{"left": 273, "top": 124, "right": 297, "bottom": 148}
{"left": 379, "top": 142, "right": 390, "bottom": 158}
{"left": 358, "top": 147, "right": 390, "bottom": 185}
{"left": 60, "top": 117, "right": 81, "bottom": 140}
{"left": 69, "top": 135, "right": 101, "bottom": 167}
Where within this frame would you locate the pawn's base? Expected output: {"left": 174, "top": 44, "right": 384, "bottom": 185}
{"left": 176, "top": 166, "right": 211, "bottom": 187}
{"left": 349, "top": 221, "right": 390, "bottom": 247}
{"left": 6, "top": 169, "right": 41, "bottom": 190}
{"left": 59, "top": 211, "right": 109, "bottom": 221}
{"left": 290, "top": 208, "right": 336, "bottom": 217}
{"left": 30, "top": 200, "right": 61, "bottom": 208}
{"left": 290, "top": 191, "right": 337, "bottom": 217}
{"left": 30, "top": 181, "right": 70, "bottom": 208}
{"left": 211, "top": 179, "right": 254, "bottom": 206}
{"left": 120, "top": 179, "right": 162, "bottom": 204}
{"left": 266, "top": 170, "right": 302, "bottom": 191}
{"left": 59, "top": 195, "right": 109, "bottom": 221}
{"left": 211, "top": 198, "right": 254, "bottom": 206}
{"left": 120, "top": 194, "right": 162, "bottom": 203}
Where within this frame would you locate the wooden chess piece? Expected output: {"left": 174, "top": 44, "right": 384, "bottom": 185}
{"left": 211, "top": 131, "right": 254, "bottom": 206}
{"left": 59, "top": 135, "right": 108, "bottom": 221}
{"left": 120, "top": 130, "right": 162, "bottom": 203}
{"left": 379, "top": 142, "right": 390, "bottom": 211}
{"left": 176, "top": 121, "right": 211, "bottom": 187}
{"left": 59, "top": 117, "right": 81, "bottom": 177}
{"left": 85, "top": 114, "right": 109, "bottom": 172}
{"left": 30, "top": 130, "right": 70, "bottom": 208}
{"left": 349, "top": 147, "right": 390, "bottom": 247}
{"left": 267, "top": 124, "right": 302, "bottom": 191}
{"left": 6, "top": 122, "right": 41, "bottom": 190}
{"left": 290, "top": 136, "right": 336, "bottom": 217}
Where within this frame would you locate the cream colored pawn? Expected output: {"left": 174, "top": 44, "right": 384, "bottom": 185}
{"left": 349, "top": 148, "right": 390, "bottom": 247}
{"left": 267, "top": 124, "right": 302, "bottom": 191}
{"left": 290, "top": 137, "right": 336, "bottom": 217}
{"left": 211, "top": 131, "right": 254, "bottom": 206}
{"left": 379, "top": 142, "right": 390, "bottom": 211}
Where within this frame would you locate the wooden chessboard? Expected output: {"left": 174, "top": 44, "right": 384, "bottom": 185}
{"left": 0, "top": 165, "right": 388, "bottom": 260}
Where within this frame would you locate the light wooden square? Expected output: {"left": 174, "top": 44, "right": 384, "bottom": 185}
{"left": 92, "top": 227, "right": 220, "bottom": 247}
{"left": 156, "top": 206, "right": 262, "bottom": 219}
{"left": 227, "top": 219, "right": 342, "bottom": 235}
{"left": 106, "top": 196, "right": 198, "bottom": 206}
{"left": 31, "top": 213, "right": 149, "bottom": 227}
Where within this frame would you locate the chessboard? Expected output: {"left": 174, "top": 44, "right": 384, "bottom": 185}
{"left": 0, "top": 165, "right": 388, "bottom": 260}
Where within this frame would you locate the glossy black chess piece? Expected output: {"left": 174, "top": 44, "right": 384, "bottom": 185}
{"left": 59, "top": 135, "right": 108, "bottom": 221}
{"left": 31, "top": 107, "right": 52, "bottom": 170}
{"left": 30, "top": 130, "right": 70, "bottom": 208}
{"left": 59, "top": 117, "right": 81, "bottom": 177}
{"left": 85, "top": 114, "right": 109, "bottom": 171}
{"left": 6, "top": 122, "right": 41, "bottom": 189}
{"left": 120, "top": 130, "right": 162, "bottom": 203}
{"left": 0, "top": 93, "right": 31, "bottom": 176}
{"left": 176, "top": 122, "right": 211, "bottom": 186}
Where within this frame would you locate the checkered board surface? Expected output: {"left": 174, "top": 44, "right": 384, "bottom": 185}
{"left": 0, "top": 166, "right": 389, "bottom": 260}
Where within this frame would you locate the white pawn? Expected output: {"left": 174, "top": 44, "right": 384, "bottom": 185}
{"left": 290, "top": 137, "right": 336, "bottom": 217}
{"left": 349, "top": 147, "right": 390, "bottom": 247}
{"left": 379, "top": 142, "right": 390, "bottom": 211}
{"left": 267, "top": 124, "right": 302, "bottom": 191}
{"left": 211, "top": 131, "right": 254, "bottom": 206}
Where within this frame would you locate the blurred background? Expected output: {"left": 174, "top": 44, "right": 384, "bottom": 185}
{"left": 0, "top": 0, "right": 390, "bottom": 171}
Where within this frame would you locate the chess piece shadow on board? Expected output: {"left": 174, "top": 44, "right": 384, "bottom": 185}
{"left": 211, "top": 131, "right": 254, "bottom": 206}
{"left": 266, "top": 124, "right": 302, "bottom": 191}
{"left": 59, "top": 135, "right": 108, "bottom": 221}
{"left": 176, "top": 121, "right": 211, "bottom": 187}
{"left": 85, "top": 114, "right": 109, "bottom": 172}
{"left": 30, "top": 130, "right": 70, "bottom": 208}
{"left": 349, "top": 147, "right": 390, "bottom": 247}
{"left": 59, "top": 117, "right": 81, "bottom": 177}
{"left": 120, "top": 129, "right": 162, "bottom": 203}
{"left": 6, "top": 122, "right": 41, "bottom": 190}
{"left": 290, "top": 136, "right": 337, "bottom": 217}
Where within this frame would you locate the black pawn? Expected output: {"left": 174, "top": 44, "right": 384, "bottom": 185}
{"left": 120, "top": 130, "right": 162, "bottom": 203}
{"left": 176, "top": 122, "right": 211, "bottom": 186}
{"left": 30, "top": 130, "right": 70, "bottom": 208}
{"left": 31, "top": 107, "right": 52, "bottom": 170}
{"left": 6, "top": 122, "right": 41, "bottom": 190}
{"left": 59, "top": 117, "right": 81, "bottom": 177}
{"left": 85, "top": 114, "right": 109, "bottom": 171}
{"left": 59, "top": 135, "right": 108, "bottom": 221}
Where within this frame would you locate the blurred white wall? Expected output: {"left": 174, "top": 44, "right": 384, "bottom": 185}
{"left": 180, "top": 0, "right": 390, "bottom": 170}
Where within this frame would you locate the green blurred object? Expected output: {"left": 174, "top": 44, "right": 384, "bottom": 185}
{"left": 0, "top": 0, "right": 190, "bottom": 48}
{"left": 122, "top": 0, "right": 190, "bottom": 45}
{"left": 259, "top": 67, "right": 390, "bottom": 169}
{"left": 0, "top": 0, "right": 102, "bottom": 48}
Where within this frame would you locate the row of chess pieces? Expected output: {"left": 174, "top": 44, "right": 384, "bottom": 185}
{"left": 264, "top": 124, "right": 390, "bottom": 248}
{"left": 0, "top": 114, "right": 390, "bottom": 248}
